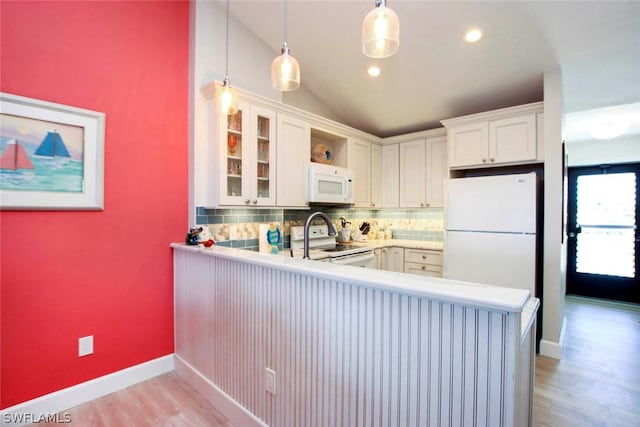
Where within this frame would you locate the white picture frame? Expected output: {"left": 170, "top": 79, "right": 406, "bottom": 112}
{"left": 0, "top": 92, "right": 105, "bottom": 210}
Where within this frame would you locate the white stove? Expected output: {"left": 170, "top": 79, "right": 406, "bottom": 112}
{"left": 290, "top": 225, "right": 375, "bottom": 267}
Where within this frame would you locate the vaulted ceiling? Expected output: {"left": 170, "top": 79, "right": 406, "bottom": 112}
{"left": 227, "top": 1, "right": 640, "bottom": 139}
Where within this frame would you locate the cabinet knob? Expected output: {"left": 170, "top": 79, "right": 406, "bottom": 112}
{"left": 252, "top": 199, "right": 258, "bottom": 204}
{"left": 490, "top": 157, "right": 495, "bottom": 162}
{"left": 422, "top": 255, "right": 427, "bottom": 259}
{"left": 426, "top": 203, "right": 430, "bottom": 207}
{"left": 372, "top": 203, "right": 375, "bottom": 207}
{"left": 420, "top": 203, "right": 424, "bottom": 207}
{"left": 244, "top": 199, "right": 250, "bottom": 204}
{"left": 482, "top": 158, "right": 487, "bottom": 163}
{"left": 421, "top": 265, "right": 426, "bottom": 270}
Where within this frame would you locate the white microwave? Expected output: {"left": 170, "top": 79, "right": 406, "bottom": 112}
{"left": 308, "top": 163, "right": 354, "bottom": 205}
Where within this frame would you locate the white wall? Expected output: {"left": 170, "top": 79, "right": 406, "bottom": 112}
{"left": 567, "top": 135, "right": 640, "bottom": 166}
{"left": 190, "top": 0, "right": 284, "bottom": 221}
{"left": 540, "top": 69, "right": 567, "bottom": 359}
{"left": 283, "top": 86, "right": 343, "bottom": 123}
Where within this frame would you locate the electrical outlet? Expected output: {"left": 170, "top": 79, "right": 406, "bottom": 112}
{"left": 265, "top": 367, "right": 276, "bottom": 395}
{"left": 78, "top": 335, "right": 93, "bottom": 357}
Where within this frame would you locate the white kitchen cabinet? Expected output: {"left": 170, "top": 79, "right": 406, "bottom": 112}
{"left": 381, "top": 144, "right": 399, "bottom": 208}
{"left": 381, "top": 247, "right": 404, "bottom": 272}
{"left": 489, "top": 114, "right": 537, "bottom": 164}
{"left": 447, "top": 122, "right": 489, "bottom": 168}
{"left": 276, "top": 114, "right": 311, "bottom": 207}
{"left": 443, "top": 103, "right": 543, "bottom": 169}
{"left": 214, "top": 100, "right": 277, "bottom": 207}
{"left": 399, "top": 136, "right": 446, "bottom": 208}
{"left": 373, "top": 248, "right": 382, "bottom": 269}
{"left": 370, "top": 144, "right": 382, "bottom": 208}
{"left": 404, "top": 248, "right": 443, "bottom": 277}
{"left": 348, "top": 138, "right": 371, "bottom": 207}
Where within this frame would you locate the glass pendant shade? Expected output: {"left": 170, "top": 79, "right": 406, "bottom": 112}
{"left": 362, "top": 1, "right": 399, "bottom": 58}
{"left": 271, "top": 44, "right": 300, "bottom": 91}
{"left": 219, "top": 77, "right": 238, "bottom": 115}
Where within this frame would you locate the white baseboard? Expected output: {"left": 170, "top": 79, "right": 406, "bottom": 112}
{"left": 539, "top": 316, "right": 567, "bottom": 359}
{"left": 174, "top": 355, "right": 267, "bottom": 427}
{"left": 1, "top": 354, "right": 174, "bottom": 426}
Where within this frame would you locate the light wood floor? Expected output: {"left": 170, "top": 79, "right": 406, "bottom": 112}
{"left": 34, "top": 296, "right": 639, "bottom": 426}
{"left": 533, "top": 296, "right": 640, "bottom": 427}
{"left": 34, "top": 371, "right": 233, "bottom": 427}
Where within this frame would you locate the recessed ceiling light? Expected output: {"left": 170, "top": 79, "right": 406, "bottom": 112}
{"left": 465, "top": 29, "right": 483, "bottom": 43}
{"left": 368, "top": 66, "right": 381, "bottom": 77}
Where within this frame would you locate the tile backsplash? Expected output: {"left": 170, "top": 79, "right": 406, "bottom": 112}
{"left": 196, "top": 206, "right": 444, "bottom": 251}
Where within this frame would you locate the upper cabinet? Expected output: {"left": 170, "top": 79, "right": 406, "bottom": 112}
{"left": 211, "top": 100, "right": 277, "bottom": 207}
{"left": 370, "top": 143, "right": 382, "bottom": 208}
{"left": 348, "top": 138, "right": 372, "bottom": 207}
{"left": 277, "top": 114, "right": 310, "bottom": 207}
{"left": 398, "top": 135, "right": 447, "bottom": 208}
{"left": 442, "top": 102, "right": 543, "bottom": 169}
{"left": 381, "top": 144, "right": 399, "bottom": 208}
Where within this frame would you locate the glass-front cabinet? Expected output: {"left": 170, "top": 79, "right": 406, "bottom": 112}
{"left": 219, "top": 101, "right": 276, "bottom": 206}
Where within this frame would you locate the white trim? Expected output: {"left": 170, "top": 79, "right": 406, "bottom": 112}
{"left": 174, "top": 355, "right": 267, "bottom": 427}
{"left": 0, "top": 355, "right": 174, "bottom": 426}
{"left": 539, "top": 316, "right": 567, "bottom": 359}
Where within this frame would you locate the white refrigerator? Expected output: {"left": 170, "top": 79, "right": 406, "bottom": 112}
{"left": 443, "top": 172, "right": 537, "bottom": 295}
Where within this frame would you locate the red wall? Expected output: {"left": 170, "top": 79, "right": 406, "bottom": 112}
{"left": 0, "top": 1, "right": 189, "bottom": 408}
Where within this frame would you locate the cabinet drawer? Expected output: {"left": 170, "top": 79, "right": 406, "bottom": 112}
{"left": 404, "top": 262, "right": 442, "bottom": 277}
{"left": 404, "top": 249, "right": 443, "bottom": 265}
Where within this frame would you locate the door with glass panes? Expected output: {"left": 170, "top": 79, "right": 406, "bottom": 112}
{"left": 566, "top": 163, "right": 639, "bottom": 303}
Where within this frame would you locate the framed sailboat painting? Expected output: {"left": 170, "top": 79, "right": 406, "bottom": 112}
{"left": 0, "top": 93, "right": 105, "bottom": 209}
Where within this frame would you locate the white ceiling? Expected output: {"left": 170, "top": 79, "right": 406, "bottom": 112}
{"left": 227, "top": 1, "right": 640, "bottom": 139}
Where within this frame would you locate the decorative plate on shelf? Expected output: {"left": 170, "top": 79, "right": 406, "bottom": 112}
{"left": 311, "top": 144, "right": 332, "bottom": 164}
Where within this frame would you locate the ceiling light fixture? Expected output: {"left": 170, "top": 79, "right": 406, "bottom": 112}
{"left": 219, "top": 0, "right": 238, "bottom": 115}
{"left": 589, "top": 120, "right": 631, "bottom": 140}
{"left": 362, "top": 0, "right": 400, "bottom": 59}
{"left": 465, "top": 28, "right": 483, "bottom": 43}
{"left": 367, "top": 66, "right": 381, "bottom": 77}
{"left": 271, "top": 0, "right": 300, "bottom": 91}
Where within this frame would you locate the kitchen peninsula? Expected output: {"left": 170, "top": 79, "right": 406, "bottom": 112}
{"left": 172, "top": 243, "right": 539, "bottom": 427}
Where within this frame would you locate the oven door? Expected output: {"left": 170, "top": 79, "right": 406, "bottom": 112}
{"left": 329, "top": 251, "right": 375, "bottom": 268}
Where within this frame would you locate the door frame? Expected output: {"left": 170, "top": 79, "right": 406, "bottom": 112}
{"left": 566, "top": 162, "right": 640, "bottom": 303}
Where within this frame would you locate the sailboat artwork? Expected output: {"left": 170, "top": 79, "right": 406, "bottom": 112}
{"left": 1, "top": 92, "right": 105, "bottom": 210}
{"left": 1, "top": 113, "right": 84, "bottom": 193}
{"left": 33, "top": 130, "right": 71, "bottom": 168}
{"left": 0, "top": 139, "right": 35, "bottom": 184}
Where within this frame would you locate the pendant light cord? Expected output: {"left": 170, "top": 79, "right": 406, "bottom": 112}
{"left": 225, "top": 0, "right": 230, "bottom": 77}
{"left": 283, "top": 0, "right": 288, "bottom": 44}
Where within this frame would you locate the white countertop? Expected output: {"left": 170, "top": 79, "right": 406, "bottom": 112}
{"left": 345, "top": 239, "right": 444, "bottom": 251}
{"left": 172, "top": 243, "right": 532, "bottom": 314}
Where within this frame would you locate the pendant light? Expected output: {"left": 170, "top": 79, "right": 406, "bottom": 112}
{"left": 271, "top": 0, "right": 300, "bottom": 91}
{"left": 219, "top": 0, "right": 238, "bottom": 114}
{"left": 362, "top": 0, "right": 400, "bottom": 59}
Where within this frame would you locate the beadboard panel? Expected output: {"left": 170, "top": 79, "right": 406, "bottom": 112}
{"left": 174, "top": 249, "right": 529, "bottom": 427}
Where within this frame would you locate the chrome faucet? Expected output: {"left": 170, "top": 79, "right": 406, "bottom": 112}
{"left": 303, "top": 212, "right": 337, "bottom": 259}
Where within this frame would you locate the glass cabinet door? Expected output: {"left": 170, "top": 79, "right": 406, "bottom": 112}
{"left": 256, "top": 114, "right": 271, "bottom": 200}
{"left": 226, "top": 110, "right": 243, "bottom": 199}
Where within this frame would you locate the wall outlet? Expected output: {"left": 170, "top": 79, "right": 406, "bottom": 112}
{"left": 78, "top": 335, "right": 93, "bottom": 357}
{"left": 264, "top": 367, "right": 276, "bottom": 395}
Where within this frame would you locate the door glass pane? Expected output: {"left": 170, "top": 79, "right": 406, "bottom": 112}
{"left": 256, "top": 115, "right": 270, "bottom": 198}
{"left": 576, "top": 173, "right": 636, "bottom": 278}
{"left": 227, "top": 111, "right": 242, "bottom": 197}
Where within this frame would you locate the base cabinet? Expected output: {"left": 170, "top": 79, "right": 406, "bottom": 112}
{"left": 381, "top": 247, "right": 404, "bottom": 272}
{"left": 404, "top": 248, "right": 443, "bottom": 277}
